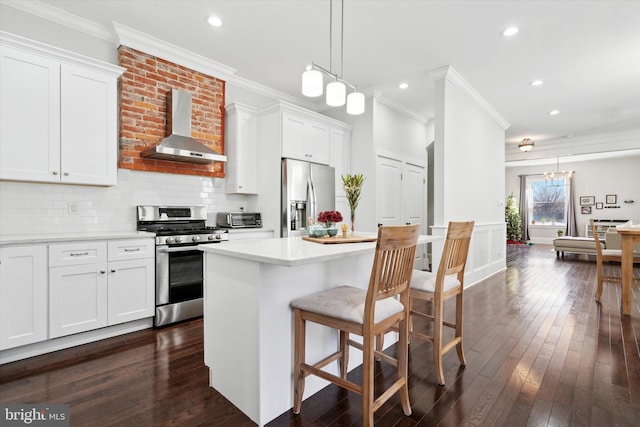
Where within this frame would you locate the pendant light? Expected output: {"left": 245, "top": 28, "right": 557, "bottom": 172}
{"left": 301, "top": 0, "right": 364, "bottom": 115}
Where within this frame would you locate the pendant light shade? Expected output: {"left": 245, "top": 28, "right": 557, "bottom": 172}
{"left": 326, "top": 81, "right": 346, "bottom": 106}
{"left": 346, "top": 91, "right": 365, "bottom": 115}
{"left": 302, "top": 68, "right": 323, "bottom": 97}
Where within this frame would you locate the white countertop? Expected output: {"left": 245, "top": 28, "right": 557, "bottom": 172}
{"left": 199, "top": 234, "right": 438, "bottom": 267}
{"left": 0, "top": 231, "right": 156, "bottom": 246}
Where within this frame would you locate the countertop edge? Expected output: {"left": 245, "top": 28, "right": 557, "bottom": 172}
{"left": 0, "top": 231, "right": 156, "bottom": 245}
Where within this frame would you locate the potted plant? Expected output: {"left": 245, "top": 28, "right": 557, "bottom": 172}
{"left": 342, "top": 173, "right": 365, "bottom": 234}
{"left": 317, "top": 210, "right": 343, "bottom": 237}
{"left": 557, "top": 229, "right": 564, "bottom": 237}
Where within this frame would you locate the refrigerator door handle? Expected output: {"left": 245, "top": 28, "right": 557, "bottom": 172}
{"left": 308, "top": 177, "right": 317, "bottom": 221}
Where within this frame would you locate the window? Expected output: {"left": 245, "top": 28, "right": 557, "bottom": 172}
{"left": 527, "top": 176, "right": 569, "bottom": 225}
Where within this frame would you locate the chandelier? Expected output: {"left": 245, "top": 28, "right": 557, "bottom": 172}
{"left": 518, "top": 138, "right": 535, "bottom": 152}
{"left": 544, "top": 157, "right": 574, "bottom": 181}
{"left": 301, "top": 0, "right": 365, "bottom": 115}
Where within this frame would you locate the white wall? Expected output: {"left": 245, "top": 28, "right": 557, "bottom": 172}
{"left": 506, "top": 153, "right": 640, "bottom": 240}
{"left": 432, "top": 67, "right": 508, "bottom": 285}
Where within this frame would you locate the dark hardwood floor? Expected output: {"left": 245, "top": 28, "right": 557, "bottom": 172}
{"left": 2, "top": 244, "right": 640, "bottom": 426}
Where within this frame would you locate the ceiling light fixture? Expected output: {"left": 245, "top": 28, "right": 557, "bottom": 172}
{"left": 502, "top": 26, "right": 519, "bottom": 37}
{"left": 544, "top": 157, "right": 574, "bottom": 181}
{"left": 518, "top": 138, "right": 535, "bottom": 152}
{"left": 207, "top": 16, "right": 222, "bottom": 27}
{"left": 398, "top": 82, "right": 409, "bottom": 90}
{"left": 301, "top": 0, "right": 364, "bottom": 115}
{"left": 529, "top": 80, "right": 543, "bottom": 86}
{"left": 548, "top": 110, "right": 560, "bottom": 115}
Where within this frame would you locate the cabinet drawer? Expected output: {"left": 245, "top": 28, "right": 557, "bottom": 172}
{"left": 49, "top": 241, "right": 107, "bottom": 267}
{"left": 108, "top": 239, "right": 154, "bottom": 261}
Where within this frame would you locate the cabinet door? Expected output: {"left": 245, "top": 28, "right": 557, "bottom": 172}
{"left": 0, "top": 245, "right": 48, "bottom": 350}
{"left": 49, "top": 263, "right": 108, "bottom": 338}
{"left": 0, "top": 46, "right": 61, "bottom": 183}
{"left": 281, "top": 112, "right": 307, "bottom": 160}
{"left": 305, "top": 120, "right": 330, "bottom": 165}
{"left": 108, "top": 258, "right": 155, "bottom": 325}
{"left": 225, "top": 105, "right": 258, "bottom": 194}
{"left": 330, "top": 127, "right": 351, "bottom": 197}
{"left": 60, "top": 64, "right": 118, "bottom": 186}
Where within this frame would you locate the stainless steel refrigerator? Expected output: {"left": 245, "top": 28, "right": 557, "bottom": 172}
{"left": 282, "top": 158, "right": 335, "bottom": 237}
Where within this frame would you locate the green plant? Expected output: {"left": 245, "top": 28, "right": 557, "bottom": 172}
{"left": 505, "top": 193, "right": 522, "bottom": 241}
{"left": 341, "top": 173, "right": 365, "bottom": 232}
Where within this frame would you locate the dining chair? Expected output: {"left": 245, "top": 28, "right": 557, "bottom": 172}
{"left": 591, "top": 219, "right": 624, "bottom": 302}
{"left": 291, "top": 224, "right": 420, "bottom": 426}
{"left": 407, "top": 221, "right": 474, "bottom": 386}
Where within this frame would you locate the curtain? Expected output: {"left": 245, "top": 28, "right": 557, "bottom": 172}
{"left": 566, "top": 175, "right": 577, "bottom": 236}
{"left": 519, "top": 175, "right": 529, "bottom": 241}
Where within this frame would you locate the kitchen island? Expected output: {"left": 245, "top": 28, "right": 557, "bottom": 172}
{"left": 200, "top": 234, "right": 438, "bottom": 426}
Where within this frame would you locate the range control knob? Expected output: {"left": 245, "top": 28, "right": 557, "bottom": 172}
{"left": 215, "top": 234, "right": 222, "bottom": 240}
{"left": 192, "top": 235, "right": 200, "bottom": 242}
{"left": 175, "top": 236, "right": 183, "bottom": 243}
{"left": 165, "top": 237, "right": 175, "bottom": 244}
{"left": 208, "top": 235, "right": 215, "bottom": 241}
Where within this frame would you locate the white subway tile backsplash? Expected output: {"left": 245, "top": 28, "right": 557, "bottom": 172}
{"left": 0, "top": 170, "right": 250, "bottom": 236}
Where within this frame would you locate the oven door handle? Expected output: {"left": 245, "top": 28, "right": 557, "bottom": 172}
{"left": 157, "top": 246, "right": 201, "bottom": 253}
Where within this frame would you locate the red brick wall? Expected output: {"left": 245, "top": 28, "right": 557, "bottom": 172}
{"left": 118, "top": 46, "right": 225, "bottom": 177}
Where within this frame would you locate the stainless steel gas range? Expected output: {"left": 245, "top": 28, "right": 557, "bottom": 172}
{"left": 136, "top": 205, "right": 229, "bottom": 327}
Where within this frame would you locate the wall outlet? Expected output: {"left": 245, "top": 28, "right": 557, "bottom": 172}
{"left": 68, "top": 201, "right": 79, "bottom": 215}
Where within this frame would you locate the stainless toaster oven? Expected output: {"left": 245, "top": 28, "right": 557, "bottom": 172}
{"left": 216, "top": 212, "right": 262, "bottom": 228}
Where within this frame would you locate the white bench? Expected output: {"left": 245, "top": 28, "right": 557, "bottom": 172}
{"left": 552, "top": 237, "right": 602, "bottom": 258}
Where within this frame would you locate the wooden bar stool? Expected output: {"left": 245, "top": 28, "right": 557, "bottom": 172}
{"left": 291, "top": 224, "right": 421, "bottom": 426}
{"left": 409, "top": 221, "right": 473, "bottom": 385}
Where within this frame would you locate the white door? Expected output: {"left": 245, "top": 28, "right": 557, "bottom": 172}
{"left": 49, "top": 263, "right": 108, "bottom": 338}
{"left": 0, "top": 46, "right": 61, "bottom": 183}
{"left": 376, "top": 156, "right": 403, "bottom": 226}
{"left": 403, "top": 162, "right": 427, "bottom": 269}
{"left": 0, "top": 245, "right": 48, "bottom": 350}
{"left": 108, "top": 258, "right": 155, "bottom": 325}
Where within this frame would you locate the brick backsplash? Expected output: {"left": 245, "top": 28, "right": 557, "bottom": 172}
{"left": 118, "top": 46, "right": 226, "bottom": 177}
{"left": 0, "top": 170, "right": 247, "bottom": 236}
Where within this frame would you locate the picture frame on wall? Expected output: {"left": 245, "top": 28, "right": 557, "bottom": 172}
{"left": 606, "top": 194, "right": 617, "bottom": 204}
{"left": 581, "top": 206, "right": 592, "bottom": 214}
{"left": 596, "top": 202, "right": 603, "bottom": 209}
{"left": 580, "top": 196, "right": 595, "bottom": 206}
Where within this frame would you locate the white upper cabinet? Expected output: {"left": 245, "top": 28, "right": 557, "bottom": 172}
{"left": 225, "top": 103, "right": 258, "bottom": 194}
{"left": 281, "top": 111, "right": 330, "bottom": 165}
{"left": 0, "top": 33, "right": 124, "bottom": 186}
{"left": 329, "top": 127, "right": 351, "bottom": 198}
{"left": 0, "top": 46, "right": 61, "bottom": 183}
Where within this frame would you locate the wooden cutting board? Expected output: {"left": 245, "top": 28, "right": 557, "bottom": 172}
{"left": 302, "top": 235, "right": 377, "bottom": 244}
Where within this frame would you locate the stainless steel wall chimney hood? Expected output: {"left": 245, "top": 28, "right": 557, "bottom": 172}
{"left": 140, "top": 89, "right": 227, "bottom": 164}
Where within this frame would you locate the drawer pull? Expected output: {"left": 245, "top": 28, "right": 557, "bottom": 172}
{"left": 124, "top": 248, "right": 141, "bottom": 252}
{"left": 100, "top": 270, "right": 106, "bottom": 274}
{"left": 70, "top": 252, "right": 89, "bottom": 257}
{"left": 111, "top": 269, "right": 116, "bottom": 273}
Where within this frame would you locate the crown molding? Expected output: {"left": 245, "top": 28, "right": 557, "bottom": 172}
{"left": 1, "top": 0, "right": 115, "bottom": 42}
{"left": 373, "top": 92, "right": 429, "bottom": 124}
{"left": 428, "top": 65, "right": 510, "bottom": 130}
{"left": 505, "top": 129, "right": 640, "bottom": 162}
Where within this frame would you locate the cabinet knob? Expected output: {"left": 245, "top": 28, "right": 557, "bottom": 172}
{"left": 100, "top": 270, "right": 106, "bottom": 274}
{"left": 406, "top": 222, "right": 411, "bottom": 225}
{"left": 111, "top": 269, "right": 116, "bottom": 273}
{"left": 64, "top": 172, "right": 70, "bottom": 176}
{"left": 52, "top": 171, "right": 58, "bottom": 175}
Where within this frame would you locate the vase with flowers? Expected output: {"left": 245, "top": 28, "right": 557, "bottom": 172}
{"left": 317, "top": 210, "right": 343, "bottom": 237}
{"left": 342, "top": 173, "right": 365, "bottom": 234}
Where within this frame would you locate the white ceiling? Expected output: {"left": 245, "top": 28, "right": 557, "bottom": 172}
{"left": 11, "top": 0, "right": 640, "bottom": 150}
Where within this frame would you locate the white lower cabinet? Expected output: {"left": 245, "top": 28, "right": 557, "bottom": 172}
{"left": 0, "top": 245, "right": 48, "bottom": 350}
{"left": 48, "top": 238, "right": 154, "bottom": 339}
{"left": 49, "top": 260, "right": 109, "bottom": 338}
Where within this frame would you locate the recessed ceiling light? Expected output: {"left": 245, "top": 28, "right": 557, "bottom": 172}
{"left": 502, "top": 27, "right": 519, "bottom": 37}
{"left": 548, "top": 110, "right": 560, "bottom": 116}
{"left": 207, "top": 16, "right": 223, "bottom": 27}
{"left": 398, "top": 82, "right": 409, "bottom": 90}
{"left": 529, "top": 80, "right": 543, "bottom": 86}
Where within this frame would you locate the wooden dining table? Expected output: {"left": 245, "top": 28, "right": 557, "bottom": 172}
{"left": 617, "top": 227, "right": 640, "bottom": 315}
